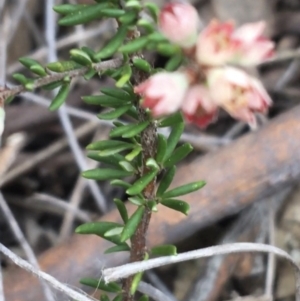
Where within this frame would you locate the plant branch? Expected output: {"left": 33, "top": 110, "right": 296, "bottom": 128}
{"left": 0, "top": 58, "right": 123, "bottom": 100}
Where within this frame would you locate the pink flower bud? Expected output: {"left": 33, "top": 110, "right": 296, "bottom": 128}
{"left": 232, "top": 21, "right": 275, "bottom": 65}
{"left": 159, "top": 2, "right": 200, "bottom": 49}
{"left": 196, "top": 20, "right": 239, "bottom": 67}
{"left": 196, "top": 20, "right": 274, "bottom": 67}
{"left": 134, "top": 72, "right": 189, "bottom": 117}
{"left": 181, "top": 85, "right": 218, "bottom": 128}
{"left": 207, "top": 67, "right": 272, "bottom": 125}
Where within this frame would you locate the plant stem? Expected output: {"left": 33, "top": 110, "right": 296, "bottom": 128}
{"left": 122, "top": 70, "right": 157, "bottom": 301}
{"left": 0, "top": 58, "right": 123, "bottom": 100}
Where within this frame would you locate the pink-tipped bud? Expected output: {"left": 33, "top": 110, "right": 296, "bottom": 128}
{"left": 181, "top": 85, "right": 218, "bottom": 128}
{"left": 232, "top": 21, "right": 275, "bottom": 65}
{"left": 134, "top": 72, "right": 189, "bottom": 117}
{"left": 196, "top": 20, "right": 275, "bottom": 67}
{"left": 159, "top": 2, "right": 200, "bottom": 49}
{"left": 207, "top": 67, "right": 272, "bottom": 126}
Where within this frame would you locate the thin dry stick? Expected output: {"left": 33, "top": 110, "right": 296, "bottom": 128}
{"left": 0, "top": 193, "right": 55, "bottom": 301}
{"left": 32, "top": 193, "right": 91, "bottom": 222}
{"left": 146, "top": 271, "right": 178, "bottom": 301}
{"left": 0, "top": 133, "right": 26, "bottom": 177}
{"left": 0, "top": 244, "right": 173, "bottom": 301}
{"left": 138, "top": 281, "right": 177, "bottom": 301}
{"left": 45, "top": 0, "right": 107, "bottom": 212}
{"left": 58, "top": 176, "right": 87, "bottom": 242}
{"left": 265, "top": 207, "right": 276, "bottom": 299}
{"left": 7, "top": 0, "right": 29, "bottom": 44}
{"left": 0, "top": 260, "right": 3, "bottom": 301}
{"left": 103, "top": 242, "right": 300, "bottom": 301}
{"left": 0, "top": 121, "right": 98, "bottom": 186}
{"left": 0, "top": 243, "right": 97, "bottom": 301}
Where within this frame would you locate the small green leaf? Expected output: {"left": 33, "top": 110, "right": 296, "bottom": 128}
{"left": 104, "top": 226, "right": 123, "bottom": 237}
{"left": 12, "top": 73, "right": 32, "bottom": 86}
{"left": 41, "top": 81, "right": 63, "bottom": 90}
{"left": 100, "top": 294, "right": 110, "bottom": 301}
{"left": 87, "top": 139, "right": 135, "bottom": 152}
{"left": 164, "top": 120, "right": 184, "bottom": 162}
{"left": 156, "top": 167, "right": 176, "bottom": 197}
{"left": 126, "top": 169, "right": 158, "bottom": 195}
{"left": 105, "top": 244, "right": 130, "bottom": 254}
{"left": 119, "top": 161, "right": 136, "bottom": 173}
{"left": 81, "top": 46, "right": 98, "bottom": 62}
{"left": 19, "top": 57, "right": 40, "bottom": 69}
{"left": 114, "top": 198, "right": 128, "bottom": 223}
{"left": 158, "top": 112, "right": 184, "bottom": 127}
{"left": 84, "top": 69, "right": 97, "bottom": 80}
{"left": 111, "top": 179, "right": 132, "bottom": 189}
{"left": 144, "top": 2, "right": 159, "bottom": 22}
{"left": 70, "top": 49, "right": 92, "bottom": 66}
{"left": 118, "top": 10, "right": 137, "bottom": 25}
{"left": 58, "top": 3, "right": 110, "bottom": 26}
{"left": 95, "top": 26, "right": 128, "bottom": 60}
{"left": 155, "top": 134, "right": 167, "bottom": 164}
{"left": 100, "top": 87, "right": 132, "bottom": 101}
{"left": 80, "top": 277, "right": 121, "bottom": 293}
{"left": 119, "top": 36, "right": 148, "bottom": 54}
{"left": 162, "top": 181, "right": 206, "bottom": 198}
{"left": 82, "top": 168, "right": 133, "bottom": 180}
{"left": 146, "top": 158, "right": 159, "bottom": 170}
{"left": 82, "top": 94, "right": 130, "bottom": 107}
{"left": 109, "top": 121, "right": 149, "bottom": 138}
{"left": 137, "top": 19, "right": 155, "bottom": 33}
{"left": 98, "top": 105, "right": 131, "bottom": 120}
{"left": 19, "top": 57, "right": 47, "bottom": 76}
{"left": 165, "top": 53, "right": 184, "bottom": 71}
{"left": 49, "top": 83, "right": 70, "bottom": 111}
{"left": 157, "top": 43, "right": 180, "bottom": 56}
{"left": 116, "top": 65, "right": 132, "bottom": 88}
{"left": 53, "top": 4, "right": 88, "bottom": 15}
{"left": 46, "top": 60, "right": 80, "bottom": 72}
{"left": 76, "top": 221, "right": 125, "bottom": 245}
{"left": 87, "top": 152, "right": 124, "bottom": 167}
{"left": 125, "top": 146, "right": 142, "bottom": 161}
{"left": 100, "top": 8, "right": 125, "bottom": 17}
{"left": 128, "top": 196, "right": 145, "bottom": 206}
{"left": 30, "top": 65, "right": 47, "bottom": 77}
{"left": 112, "top": 295, "right": 123, "bottom": 301}
{"left": 130, "top": 270, "right": 143, "bottom": 295}
{"left": 147, "top": 200, "right": 158, "bottom": 212}
{"left": 125, "top": 0, "right": 141, "bottom": 9}
{"left": 148, "top": 32, "right": 167, "bottom": 43}
{"left": 138, "top": 295, "right": 149, "bottom": 301}
{"left": 151, "top": 244, "right": 177, "bottom": 256}
{"left": 164, "top": 143, "right": 193, "bottom": 168}
{"left": 121, "top": 206, "right": 145, "bottom": 242}
{"left": 160, "top": 199, "right": 190, "bottom": 215}
{"left": 132, "top": 57, "right": 151, "bottom": 73}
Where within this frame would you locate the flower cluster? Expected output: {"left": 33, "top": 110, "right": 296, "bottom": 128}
{"left": 134, "top": 2, "right": 275, "bottom": 128}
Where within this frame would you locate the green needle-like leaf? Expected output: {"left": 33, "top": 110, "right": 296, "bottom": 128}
{"left": 121, "top": 206, "right": 145, "bottom": 242}
{"left": 162, "top": 181, "right": 206, "bottom": 198}
{"left": 126, "top": 169, "right": 158, "bottom": 195}
{"left": 49, "top": 83, "right": 70, "bottom": 111}
{"left": 160, "top": 199, "right": 190, "bottom": 215}
{"left": 82, "top": 168, "right": 133, "bottom": 180}
{"left": 156, "top": 166, "right": 176, "bottom": 197}
{"left": 151, "top": 244, "right": 177, "bottom": 256}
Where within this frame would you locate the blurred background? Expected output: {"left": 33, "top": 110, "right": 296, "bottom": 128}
{"left": 1, "top": 0, "right": 300, "bottom": 301}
